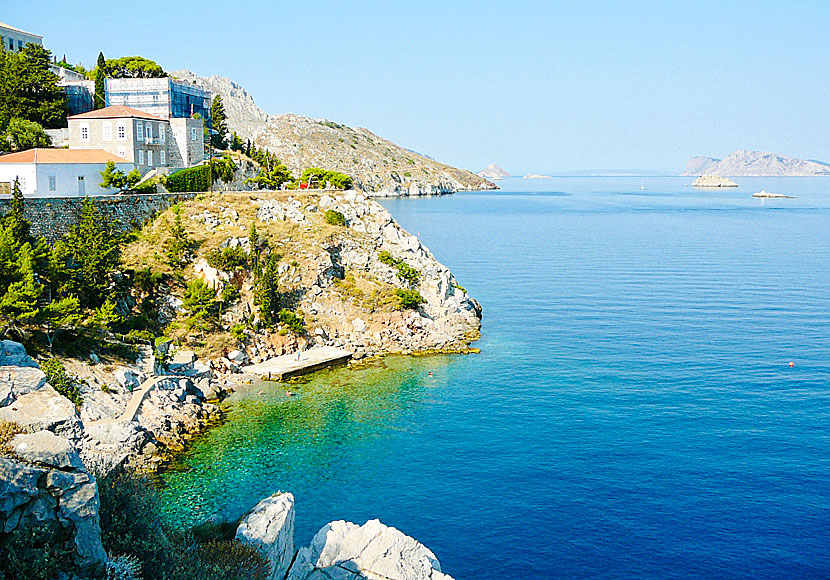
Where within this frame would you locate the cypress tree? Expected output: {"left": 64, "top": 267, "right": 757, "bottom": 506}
{"left": 94, "top": 52, "right": 106, "bottom": 109}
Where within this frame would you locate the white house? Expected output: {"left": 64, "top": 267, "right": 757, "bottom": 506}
{"left": 0, "top": 149, "right": 134, "bottom": 198}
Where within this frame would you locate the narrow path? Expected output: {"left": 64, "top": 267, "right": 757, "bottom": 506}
{"left": 87, "top": 375, "right": 172, "bottom": 425}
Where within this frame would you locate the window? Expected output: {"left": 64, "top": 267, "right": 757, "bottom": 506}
{"left": 160, "top": 150, "right": 166, "bottom": 165}
{"left": 102, "top": 122, "right": 112, "bottom": 141}
{"left": 117, "top": 147, "right": 127, "bottom": 159}
{"left": 48, "top": 176, "right": 56, "bottom": 192}
{"left": 8, "top": 39, "right": 12, "bottom": 51}
{"left": 159, "top": 125, "right": 165, "bottom": 144}
{"left": 79, "top": 123, "right": 90, "bottom": 141}
{"left": 147, "top": 150, "right": 153, "bottom": 167}
{"left": 77, "top": 176, "right": 85, "bottom": 196}
{"left": 145, "top": 123, "right": 152, "bottom": 142}
{"left": 18, "top": 40, "right": 23, "bottom": 51}
{"left": 136, "top": 121, "right": 143, "bottom": 142}
{"left": 191, "top": 127, "right": 198, "bottom": 141}
{"left": 138, "top": 149, "right": 145, "bottom": 165}
{"left": 117, "top": 122, "right": 126, "bottom": 140}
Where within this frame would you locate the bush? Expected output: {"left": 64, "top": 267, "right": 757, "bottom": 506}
{"left": 0, "top": 524, "right": 75, "bottom": 580}
{"left": 206, "top": 246, "right": 249, "bottom": 272}
{"left": 222, "top": 283, "right": 240, "bottom": 305}
{"left": 377, "top": 251, "right": 419, "bottom": 286}
{"left": 125, "top": 329, "right": 154, "bottom": 343}
{"left": 324, "top": 209, "right": 347, "bottom": 226}
{"left": 40, "top": 358, "right": 82, "bottom": 405}
{"left": 278, "top": 309, "right": 305, "bottom": 334}
{"left": 166, "top": 165, "right": 211, "bottom": 192}
{"left": 97, "top": 470, "right": 268, "bottom": 580}
{"left": 395, "top": 288, "right": 424, "bottom": 310}
{"left": 230, "top": 323, "right": 247, "bottom": 343}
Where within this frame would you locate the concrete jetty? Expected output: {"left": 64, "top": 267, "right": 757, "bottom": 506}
{"left": 241, "top": 346, "right": 353, "bottom": 381}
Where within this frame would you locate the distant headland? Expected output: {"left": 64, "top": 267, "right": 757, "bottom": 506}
{"left": 682, "top": 150, "right": 830, "bottom": 177}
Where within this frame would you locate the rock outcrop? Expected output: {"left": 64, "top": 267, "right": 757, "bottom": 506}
{"left": 691, "top": 174, "right": 738, "bottom": 188}
{"left": 288, "top": 519, "right": 453, "bottom": 580}
{"left": 235, "top": 492, "right": 295, "bottom": 580}
{"left": 0, "top": 430, "right": 107, "bottom": 576}
{"left": 682, "top": 150, "right": 830, "bottom": 176}
{"left": 169, "top": 71, "right": 496, "bottom": 196}
{"left": 236, "top": 495, "right": 453, "bottom": 580}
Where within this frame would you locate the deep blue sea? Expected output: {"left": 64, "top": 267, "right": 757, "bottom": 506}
{"left": 159, "top": 177, "right": 830, "bottom": 579}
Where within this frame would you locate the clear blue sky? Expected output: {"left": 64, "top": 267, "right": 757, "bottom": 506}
{"left": 6, "top": 1, "right": 830, "bottom": 174}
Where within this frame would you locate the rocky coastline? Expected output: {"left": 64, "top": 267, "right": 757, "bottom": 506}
{"left": 0, "top": 192, "right": 479, "bottom": 577}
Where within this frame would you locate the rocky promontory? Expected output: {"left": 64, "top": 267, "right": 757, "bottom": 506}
{"left": 478, "top": 163, "right": 510, "bottom": 180}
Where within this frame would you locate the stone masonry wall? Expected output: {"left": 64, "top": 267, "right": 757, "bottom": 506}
{"left": 0, "top": 192, "right": 197, "bottom": 243}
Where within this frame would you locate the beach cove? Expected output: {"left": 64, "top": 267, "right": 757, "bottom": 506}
{"left": 158, "top": 177, "right": 830, "bottom": 579}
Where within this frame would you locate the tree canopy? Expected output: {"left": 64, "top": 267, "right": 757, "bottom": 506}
{"left": 2, "top": 118, "right": 52, "bottom": 152}
{"left": 0, "top": 44, "right": 67, "bottom": 130}
{"left": 98, "top": 56, "right": 167, "bottom": 79}
{"left": 210, "top": 96, "right": 228, "bottom": 149}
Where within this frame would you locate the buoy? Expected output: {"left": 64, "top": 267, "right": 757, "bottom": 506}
{"left": 789, "top": 361, "right": 794, "bottom": 368}
{"left": 286, "top": 391, "right": 295, "bottom": 396}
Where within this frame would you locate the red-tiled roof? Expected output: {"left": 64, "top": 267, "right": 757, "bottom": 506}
{"left": 68, "top": 105, "right": 164, "bottom": 121}
{"left": 0, "top": 149, "right": 131, "bottom": 164}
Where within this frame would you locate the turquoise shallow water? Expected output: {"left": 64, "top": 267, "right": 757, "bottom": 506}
{"left": 159, "top": 177, "right": 830, "bottom": 579}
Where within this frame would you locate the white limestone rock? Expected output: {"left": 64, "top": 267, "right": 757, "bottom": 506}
{"left": 236, "top": 492, "right": 295, "bottom": 580}
{"left": 11, "top": 430, "right": 86, "bottom": 471}
{"left": 0, "top": 340, "right": 39, "bottom": 367}
{"left": 0, "top": 384, "right": 82, "bottom": 441}
{"left": 288, "top": 519, "right": 453, "bottom": 580}
{"left": 0, "top": 366, "right": 47, "bottom": 407}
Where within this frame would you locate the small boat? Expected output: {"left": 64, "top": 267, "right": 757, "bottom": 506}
{"left": 752, "top": 190, "right": 795, "bottom": 199}
{"left": 640, "top": 180, "right": 646, "bottom": 190}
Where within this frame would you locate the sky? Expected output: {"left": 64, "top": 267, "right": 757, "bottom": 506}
{"left": 6, "top": 1, "right": 830, "bottom": 174}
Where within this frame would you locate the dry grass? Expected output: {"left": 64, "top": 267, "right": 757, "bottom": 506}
{"left": 0, "top": 420, "right": 24, "bottom": 456}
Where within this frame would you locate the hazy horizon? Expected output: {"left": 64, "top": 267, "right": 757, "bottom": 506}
{"left": 7, "top": 1, "right": 830, "bottom": 175}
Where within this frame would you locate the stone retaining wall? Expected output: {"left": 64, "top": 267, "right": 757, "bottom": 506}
{"left": 0, "top": 192, "right": 198, "bottom": 243}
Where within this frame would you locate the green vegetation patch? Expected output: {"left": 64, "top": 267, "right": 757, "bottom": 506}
{"left": 324, "top": 209, "right": 347, "bottom": 226}
{"left": 378, "top": 251, "right": 420, "bottom": 286}
{"left": 40, "top": 359, "right": 82, "bottom": 406}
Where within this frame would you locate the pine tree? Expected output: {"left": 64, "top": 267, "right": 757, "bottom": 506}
{"left": 210, "top": 95, "right": 228, "bottom": 149}
{"left": 253, "top": 253, "right": 280, "bottom": 328}
{"left": 94, "top": 52, "right": 106, "bottom": 109}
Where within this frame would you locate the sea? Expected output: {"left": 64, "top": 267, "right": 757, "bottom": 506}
{"left": 158, "top": 177, "right": 830, "bottom": 579}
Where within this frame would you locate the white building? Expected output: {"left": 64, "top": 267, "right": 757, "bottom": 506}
{"left": 0, "top": 149, "right": 133, "bottom": 198}
{"left": 0, "top": 21, "right": 42, "bottom": 53}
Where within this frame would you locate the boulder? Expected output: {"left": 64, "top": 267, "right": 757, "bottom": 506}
{"left": 352, "top": 318, "right": 367, "bottom": 333}
{"left": 0, "top": 340, "right": 38, "bottom": 368}
{"left": 11, "top": 430, "right": 85, "bottom": 471}
{"left": 113, "top": 367, "right": 144, "bottom": 391}
{"left": 0, "top": 385, "right": 82, "bottom": 440}
{"left": 0, "top": 366, "right": 48, "bottom": 407}
{"left": 287, "top": 519, "right": 454, "bottom": 580}
{"left": 236, "top": 492, "right": 295, "bottom": 580}
{"left": 228, "top": 349, "right": 249, "bottom": 365}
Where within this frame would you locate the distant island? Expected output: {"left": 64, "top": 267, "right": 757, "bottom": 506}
{"left": 523, "top": 174, "right": 553, "bottom": 179}
{"left": 478, "top": 163, "right": 510, "bottom": 180}
{"left": 683, "top": 150, "right": 830, "bottom": 176}
{"left": 692, "top": 175, "right": 738, "bottom": 188}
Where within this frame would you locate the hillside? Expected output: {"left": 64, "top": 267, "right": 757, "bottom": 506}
{"left": 171, "top": 70, "right": 496, "bottom": 195}
{"left": 682, "top": 150, "right": 830, "bottom": 176}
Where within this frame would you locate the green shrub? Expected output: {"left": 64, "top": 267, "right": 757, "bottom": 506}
{"left": 222, "top": 283, "right": 240, "bottom": 305}
{"left": 40, "top": 359, "right": 82, "bottom": 405}
{"left": 403, "top": 171, "right": 412, "bottom": 177}
{"left": 278, "top": 309, "right": 305, "bottom": 334}
{"left": 166, "top": 165, "right": 211, "bottom": 192}
{"left": 377, "top": 251, "right": 419, "bottom": 286}
{"left": 324, "top": 209, "right": 346, "bottom": 226}
{"left": 206, "top": 246, "right": 249, "bottom": 272}
{"left": 395, "top": 288, "right": 424, "bottom": 310}
{"left": 229, "top": 323, "right": 247, "bottom": 343}
{"left": 125, "top": 329, "right": 154, "bottom": 343}
{"left": 165, "top": 205, "right": 192, "bottom": 268}
{"left": 0, "top": 524, "right": 75, "bottom": 580}
{"left": 97, "top": 470, "right": 268, "bottom": 580}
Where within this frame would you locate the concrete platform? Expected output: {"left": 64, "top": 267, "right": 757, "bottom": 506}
{"left": 241, "top": 346, "right": 353, "bottom": 381}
